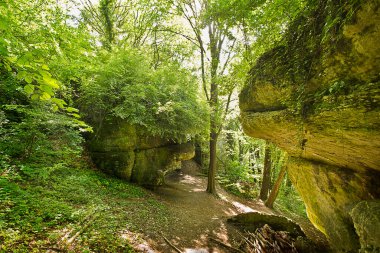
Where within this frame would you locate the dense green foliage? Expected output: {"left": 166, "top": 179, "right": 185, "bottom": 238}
{"left": 80, "top": 48, "right": 209, "bottom": 142}
{"left": 0, "top": 0, "right": 319, "bottom": 250}
{"left": 0, "top": 161, "right": 169, "bottom": 252}
{"left": 0, "top": 0, "right": 94, "bottom": 161}
{"left": 217, "top": 120, "right": 307, "bottom": 218}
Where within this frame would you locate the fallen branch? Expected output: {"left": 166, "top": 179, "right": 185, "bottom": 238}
{"left": 209, "top": 237, "right": 245, "bottom": 253}
{"left": 163, "top": 235, "right": 183, "bottom": 253}
{"left": 61, "top": 211, "right": 95, "bottom": 242}
{"left": 66, "top": 214, "right": 98, "bottom": 245}
{"left": 238, "top": 231, "right": 255, "bottom": 248}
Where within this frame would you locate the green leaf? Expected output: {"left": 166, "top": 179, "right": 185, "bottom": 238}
{"left": 18, "top": 52, "right": 33, "bottom": 66}
{"left": 70, "top": 113, "right": 81, "bottom": 118}
{"left": 42, "top": 64, "right": 49, "bottom": 70}
{"left": 38, "top": 70, "right": 52, "bottom": 78}
{"left": 25, "top": 76, "right": 33, "bottom": 84}
{"left": 52, "top": 98, "right": 67, "bottom": 108}
{"left": 66, "top": 107, "right": 79, "bottom": 113}
{"left": 41, "top": 92, "right": 51, "bottom": 100}
{"left": 43, "top": 75, "right": 60, "bottom": 89}
{"left": 17, "top": 71, "right": 27, "bottom": 79}
{"left": 40, "top": 85, "right": 54, "bottom": 96}
{"left": 31, "top": 94, "right": 40, "bottom": 100}
{"left": 24, "top": 84, "right": 34, "bottom": 95}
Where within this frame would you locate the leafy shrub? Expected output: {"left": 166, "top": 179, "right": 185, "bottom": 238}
{"left": 219, "top": 159, "right": 259, "bottom": 198}
{"left": 0, "top": 104, "right": 84, "bottom": 164}
{"left": 80, "top": 48, "right": 209, "bottom": 142}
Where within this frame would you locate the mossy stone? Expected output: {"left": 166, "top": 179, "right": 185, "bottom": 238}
{"left": 350, "top": 200, "right": 380, "bottom": 253}
{"left": 88, "top": 117, "right": 195, "bottom": 187}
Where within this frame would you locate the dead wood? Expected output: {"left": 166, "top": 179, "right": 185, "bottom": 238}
{"left": 209, "top": 237, "right": 245, "bottom": 253}
{"left": 163, "top": 235, "right": 183, "bottom": 253}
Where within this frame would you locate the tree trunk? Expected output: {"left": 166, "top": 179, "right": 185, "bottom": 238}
{"left": 238, "top": 139, "right": 243, "bottom": 162}
{"left": 207, "top": 131, "right": 218, "bottom": 194}
{"left": 265, "top": 165, "right": 287, "bottom": 208}
{"left": 206, "top": 22, "right": 220, "bottom": 195}
{"left": 259, "top": 144, "right": 272, "bottom": 201}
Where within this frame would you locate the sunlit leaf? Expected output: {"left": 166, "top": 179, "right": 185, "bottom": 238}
{"left": 70, "top": 113, "right": 81, "bottom": 118}
{"left": 17, "top": 71, "right": 27, "bottom": 79}
{"left": 40, "top": 85, "right": 54, "bottom": 96}
{"left": 66, "top": 107, "right": 79, "bottom": 113}
{"left": 24, "top": 84, "right": 34, "bottom": 95}
{"left": 42, "top": 75, "right": 60, "bottom": 89}
{"left": 52, "top": 98, "right": 67, "bottom": 108}
{"left": 25, "top": 76, "right": 33, "bottom": 84}
{"left": 41, "top": 92, "right": 51, "bottom": 100}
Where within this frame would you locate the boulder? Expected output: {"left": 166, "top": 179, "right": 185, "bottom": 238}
{"left": 88, "top": 117, "right": 195, "bottom": 186}
{"left": 239, "top": 0, "right": 380, "bottom": 251}
{"left": 229, "top": 212, "right": 305, "bottom": 237}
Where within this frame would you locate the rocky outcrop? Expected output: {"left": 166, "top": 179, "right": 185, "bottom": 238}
{"left": 88, "top": 117, "right": 194, "bottom": 187}
{"left": 239, "top": 0, "right": 380, "bottom": 252}
{"left": 229, "top": 212, "right": 305, "bottom": 237}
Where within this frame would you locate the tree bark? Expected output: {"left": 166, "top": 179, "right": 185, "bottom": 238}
{"left": 265, "top": 165, "right": 287, "bottom": 208}
{"left": 207, "top": 131, "right": 218, "bottom": 194}
{"left": 259, "top": 144, "right": 272, "bottom": 201}
{"left": 206, "top": 21, "right": 220, "bottom": 195}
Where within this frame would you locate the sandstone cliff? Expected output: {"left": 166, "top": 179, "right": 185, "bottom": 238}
{"left": 88, "top": 117, "right": 194, "bottom": 187}
{"left": 239, "top": 1, "right": 380, "bottom": 252}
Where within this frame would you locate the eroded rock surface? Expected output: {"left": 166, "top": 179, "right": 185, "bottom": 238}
{"left": 239, "top": 0, "right": 380, "bottom": 252}
{"left": 229, "top": 212, "right": 305, "bottom": 237}
{"left": 88, "top": 117, "right": 194, "bottom": 186}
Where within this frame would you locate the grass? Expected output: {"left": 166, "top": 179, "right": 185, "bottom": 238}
{"left": 0, "top": 162, "right": 169, "bottom": 252}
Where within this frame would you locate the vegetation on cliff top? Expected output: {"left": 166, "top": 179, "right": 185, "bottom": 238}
{"left": 80, "top": 48, "right": 209, "bottom": 142}
{"left": 4, "top": 0, "right": 376, "bottom": 251}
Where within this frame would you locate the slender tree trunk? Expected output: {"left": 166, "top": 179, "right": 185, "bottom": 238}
{"left": 259, "top": 143, "right": 272, "bottom": 201}
{"left": 206, "top": 21, "right": 220, "bottom": 195}
{"left": 265, "top": 165, "right": 287, "bottom": 208}
{"left": 207, "top": 131, "right": 218, "bottom": 194}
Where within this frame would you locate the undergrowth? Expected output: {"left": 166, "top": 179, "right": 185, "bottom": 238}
{"left": 0, "top": 161, "right": 169, "bottom": 252}
{"left": 274, "top": 186, "right": 307, "bottom": 219}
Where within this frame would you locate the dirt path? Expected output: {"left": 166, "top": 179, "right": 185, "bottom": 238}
{"left": 132, "top": 160, "right": 327, "bottom": 253}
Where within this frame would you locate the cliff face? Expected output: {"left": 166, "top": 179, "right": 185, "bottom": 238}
{"left": 239, "top": 1, "right": 380, "bottom": 252}
{"left": 88, "top": 117, "right": 194, "bottom": 187}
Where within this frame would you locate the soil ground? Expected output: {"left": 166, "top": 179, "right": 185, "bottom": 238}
{"left": 132, "top": 160, "right": 328, "bottom": 253}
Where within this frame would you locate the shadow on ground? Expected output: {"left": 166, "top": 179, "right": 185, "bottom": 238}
{"left": 129, "top": 160, "right": 325, "bottom": 253}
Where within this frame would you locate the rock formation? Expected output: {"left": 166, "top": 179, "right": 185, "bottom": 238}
{"left": 229, "top": 212, "right": 305, "bottom": 237}
{"left": 239, "top": 0, "right": 380, "bottom": 252}
{"left": 88, "top": 117, "right": 194, "bottom": 187}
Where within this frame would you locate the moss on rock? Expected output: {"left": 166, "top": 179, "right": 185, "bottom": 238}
{"left": 239, "top": 0, "right": 380, "bottom": 251}
{"left": 350, "top": 200, "right": 380, "bottom": 253}
{"left": 87, "top": 118, "right": 195, "bottom": 186}
{"left": 229, "top": 211, "right": 305, "bottom": 237}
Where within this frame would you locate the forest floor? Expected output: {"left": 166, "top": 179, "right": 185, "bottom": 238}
{"left": 0, "top": 160, "right": 328, "bottom": 253}
{"left": 137, "top": 160, "right": 328, "bottom": 253}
